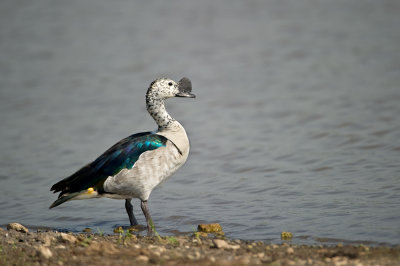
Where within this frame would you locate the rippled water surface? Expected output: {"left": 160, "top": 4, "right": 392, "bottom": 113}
{"left": 1, "top": 0, "right": 400, "bottom": 245}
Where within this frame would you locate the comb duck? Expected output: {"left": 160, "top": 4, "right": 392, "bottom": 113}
{"left": 50, "top": 77, "right": 195, "bottom": 235}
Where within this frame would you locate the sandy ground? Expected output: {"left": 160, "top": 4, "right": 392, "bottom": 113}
{"left": 1, "top": 224, "right": 399, "bottom": 266}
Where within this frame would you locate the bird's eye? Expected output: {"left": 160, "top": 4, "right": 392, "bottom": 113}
{"left": 168, "top": 82, "right": 173, "bottom": 86}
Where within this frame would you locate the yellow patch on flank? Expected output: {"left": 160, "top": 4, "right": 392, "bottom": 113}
{"left": 87, "top": 187, "right": 95, "bottom": 194}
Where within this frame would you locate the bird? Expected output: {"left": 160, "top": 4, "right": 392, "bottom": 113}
{"left": 50, "top": 77, "right": 195, "bottom": 235}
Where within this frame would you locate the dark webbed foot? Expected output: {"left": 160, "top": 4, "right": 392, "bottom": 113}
{"left": 140, "top": 200, "right": 154, "bottom": 236}
{"left": 125, "top": 199, "right": 138, "bottom": 226}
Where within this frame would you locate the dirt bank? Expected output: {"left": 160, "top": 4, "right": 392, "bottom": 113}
{"left": 1, "top": 224, "right": 399, "bottom": 265}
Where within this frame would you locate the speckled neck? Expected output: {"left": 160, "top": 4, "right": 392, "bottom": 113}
{"left": 146, "top": 93, "right": 175, "bottom": 129}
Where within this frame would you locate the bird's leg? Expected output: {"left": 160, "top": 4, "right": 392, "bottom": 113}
{"left": 140, "top": 200, "right": 154, "bottom": 236}
{"left": 125, "top": 199, "right": 138, "bottom": 226}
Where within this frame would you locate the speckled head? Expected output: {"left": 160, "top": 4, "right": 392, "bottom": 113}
{"left": 146, "top": 77, "right": 195, "bottom": 128}
{"left": 147, "top": 77, "right": 195, "bottom": 100}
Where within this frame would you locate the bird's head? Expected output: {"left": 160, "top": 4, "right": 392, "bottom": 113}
{"left": 147, "top": 77, "right": 195, "bottom": 100}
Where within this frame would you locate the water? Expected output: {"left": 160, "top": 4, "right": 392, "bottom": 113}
{"left": 1, "top": 0, "right": 399, "bottom": 245}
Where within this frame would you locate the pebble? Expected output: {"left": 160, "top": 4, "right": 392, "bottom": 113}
{"left": 86, "top": 242, "right": 119, "bottom": 255}
{"left": 136, "top": 255, "right": 149, "bottom": 263}
{"left": 41, "top": 234, "right": 56, "bottom": 247}
{"left": 148, "top": 245, "right": 166, "bottom": 256}
{"left": 212, "top": 239, "right": 240, "bottom": 250}
{"left": 37, "top": 246, "right": 53, "bottom": 259}
{"left": 176, "top": 236, "right": 187, "bottom": 246}
{"left": 7, "top": 223, "right": 29, "bottom": 233}
{"left": 332, "top": 256, "right": 349, "bottom": 266}
{"left": 213, "top": 239, "right": 229, "bottom": 249}
{"left": 229, "top": 244, "right": 241, "bottom": 250}
{"left": 287, "top": 247, "right": 294, "bottom": 254}
{"left": 59, "top": 233, "right": 77, "bottom": 244}
{"left": 187, "top": 251, "right": 201, "bottom": 260}
{"left": 256, "top": 252, "right": 265, "bottom": 258}
{"left": 238, "top": 255, "right": 251, "bottom": 264}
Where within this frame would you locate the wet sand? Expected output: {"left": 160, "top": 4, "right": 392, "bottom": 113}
{"left": 1, "top": 224, "right": 399, "bottom": 266}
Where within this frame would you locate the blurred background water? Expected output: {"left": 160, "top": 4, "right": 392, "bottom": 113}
{"left": 1, "top": 0, "right": 399, "bottom": 245}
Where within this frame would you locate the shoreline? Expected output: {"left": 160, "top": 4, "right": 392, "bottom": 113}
{"left": 1, "top": 224, "right": 399, "bottom": 265}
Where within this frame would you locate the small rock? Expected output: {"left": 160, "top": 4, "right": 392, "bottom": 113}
{"left": 41, "top": 234, "right": 56, "bottom": 247}
{"left": 82, "top": 228, "right": 91, "bottom": 233}
{"left": 37, "top": 246, "right": 53, "bottom": 259}
{"left": 86, "top": 242, "right": 119, "bottom": 255}
{"left": 261, "top": 256, "right": 272, "bottom": 263}
{"left": 187, "top": 250, "right": 201, "bottom": 260}
{"left": 238, "top": 255, "right": 251, "bottom": 264}
{"left": 287, "top": 247, "right": 294, "bottom": 254}
{"left": 7, "top": 223, "right": 29, "bottom": 233}
{"left": 213, "top": 239, "right": 229, "bottom": 249}
{"left": 153, "top": 245, "right": 166, "bottom": 253}
{"left": 136, "top": 255, "right": 149, "bottom": 263}
{"left": 212, "top": 239, "right": 239, "bottom": 250}
{"left": 332, "top": 257, "right": 348, "bottom": 266}
{"left": 281, "top": 231, "right": 293, "bottom": 240}
{"left": 59, "top": 232, "right": 77, "bottom": 244}
{"left": 176, "top": 236, "right": 187, "bottom": 247}
{"left": 148, "top": 245, "right": 166, "bottom": 257}
{"left": 198, "top": 223, "right": 223, "bottom": 233}
{"left": 256, "top": 252, "right": 265, "bottom": 258}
